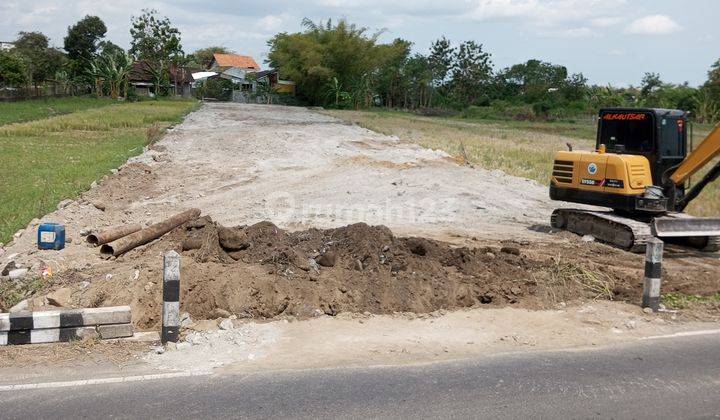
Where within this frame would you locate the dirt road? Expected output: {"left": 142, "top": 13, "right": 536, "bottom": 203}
{"left": 130, "top": 103, "right": 558, "bottom": 240}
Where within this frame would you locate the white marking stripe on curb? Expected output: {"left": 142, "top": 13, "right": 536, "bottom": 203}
{"left": 0, "top": 371, "right": 210, "bottom": 392}
{"left": 640, "top": 329, "right": 720, "bottom": 340}
{"left": 0, "top": 306, "right": 132, "bottom": 332}
{"left": 30, "top": 328, "right": 60, "bottom": 343}
{"left": 162, "top": 301, "right": 180, "bottom": 326}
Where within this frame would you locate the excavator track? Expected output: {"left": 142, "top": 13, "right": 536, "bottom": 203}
{"left": 551, "top": 209, "right": 653, "bottom": 253}
{"left": 551, "top": 209, "right": 720, "bottom": 253}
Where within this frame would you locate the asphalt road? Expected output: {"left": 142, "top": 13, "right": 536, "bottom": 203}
{"left": 2, "top": 333, "right": 720, "bottom": 419}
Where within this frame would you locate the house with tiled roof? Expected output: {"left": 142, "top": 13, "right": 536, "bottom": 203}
{"left": 209, "top": 53, "right": 260, "bottom": 71}
{"left": 206, "top": 53, "right": 262, "bottom": 100}
{"left": 197, "top": 52, "right": 294, "bottom": 103}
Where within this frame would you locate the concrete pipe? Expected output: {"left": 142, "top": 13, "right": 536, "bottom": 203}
{"left": 100, "top": 208, "right": 200, "bottom": 257}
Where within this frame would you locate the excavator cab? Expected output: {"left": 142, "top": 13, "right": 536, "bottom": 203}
{"left": 596, "top": 108, "right": 687, "bottom": 189}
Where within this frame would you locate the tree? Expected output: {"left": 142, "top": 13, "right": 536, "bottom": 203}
{"left": 0, "top": 51, "right": 27, "bottom": 87}
{"left": 588, "top": 85, "right": 629, "bottom": 109}
{"left": 703, "top": 59, "right": 720, "bottom": 114}
{"left": 64, "top": 15, "right": 107, "bottom": 77}
{"left": 189, "top": 46, "right": 232, "bottom": 69}
{"left": 427, "top": 37, "right": 454, "bottom": 106}
{"left": 14, "top": 31, "right": 64, "bottom": 87}
{"left": 428, "top": 37, "right": 454, "bottom": 88}
{"left": 97, "top": 41, "right": 125, "bottom": 57}
{"left": 52, "top": 70, "right": 70, "bottom": 93}
{"left": 449, "top": 40, "right": 493, "bottom": 106}
{"left": 498, "top": 60, "right": 568, "bottom": 99}
{"left": 560, "top": 72, "right": 588, "bottom": 101}
{"left": 493, "top": 59, "right": 587, "bottom": 118}
{"left": 374, "top": 38, "right": 412, "bottom": 107}
{"left": 247, "top": 73, "right": 277, "bottom": 104}
{"left": 268, "top": 18, "right": 382, "bottom": 106}
{"left": 404, "top": 54, "right": 432, "bottom": 108}
{"left": 640, "top": 72, "right": 662, "bottom": 98}
{"left": 350, "top": 73, "right": 373, "bottom": 109}
{"left": 145, "top": 61, "right": 171, "bottom": 96}
{"left": 325, "top": 77, "right": 350, "bottom": 107}
{"left": 87, "top": 50, "right": 132, "bottom": 98}
{"left": 199, "top": 77, "right": 234, "bottom": 101}
{"left": 129, "top": 9, "right": 183, "bottom": 61}
{"left": 695, "top": 87, "right": 718, "bottom": 123}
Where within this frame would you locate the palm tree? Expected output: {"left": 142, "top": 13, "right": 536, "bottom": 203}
{"left": 326, "top": 77, "right": 351, "bottom": 107}
{"left": 51, "top": 70, "right": 70, "bottom": 95}
{"left": 350, "top": 73, "right": 372, "bottom": 109}
{"left": 88, "top": 51, "right": 132, "bottom": 99}
{"left": 144, "top": 59, "right": 169, "bottom": 97}
{"left": 695, "top": 88, "right": 718, "bottom": 123}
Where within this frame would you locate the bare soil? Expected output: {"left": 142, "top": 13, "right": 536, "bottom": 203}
{"left": 14, "top": 215, "right": 719, "bottom": 330}
{"left": 1, "top": 104, "right": 719, "bottom": 330}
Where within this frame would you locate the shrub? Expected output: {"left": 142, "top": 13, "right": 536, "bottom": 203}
{"left": 200, "top": 78, "right": 234, "bottom": 101}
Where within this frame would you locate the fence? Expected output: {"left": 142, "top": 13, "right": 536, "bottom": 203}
{"left": 0, "top": 84, "right": 91, "bottom": 102}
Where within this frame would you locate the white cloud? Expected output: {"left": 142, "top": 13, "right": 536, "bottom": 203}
{"left": 471, "top": 0, "right": 540, "bottom": 20}
{"left": 470, "top": 0, "right": 626, "bottom": 25}
{"left": 255, "top": 14, "right": 288, "bottom": 32}
{"left": 624, "top": 14, "right": 681, "bottom": 35}
{"left": 542, "top": 27, "right": 596, "bottom": 38}
{"left": 590, "top": 16, "right": 624, "bottom": 27}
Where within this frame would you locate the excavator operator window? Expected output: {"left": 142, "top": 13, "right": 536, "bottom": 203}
{"left": 659, "top": 118, "right": 685, "bottom": 158}
{"left": 598, "top": 112, "right": 654, "bottom": 154}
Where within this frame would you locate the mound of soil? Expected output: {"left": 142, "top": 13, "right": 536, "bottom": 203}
{"left": 176, "top": 219, "right": 549, "bottom": 319}
{"left": 29, "top": 216, "right": 719, "bottom": 329}
{"left": 37, "top": 217, "right": 655, "bottom": 329}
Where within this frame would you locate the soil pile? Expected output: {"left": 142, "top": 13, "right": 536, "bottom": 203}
{"left": 18, "top": 217, "right": 720, "bottom": 329}
{"left": 52, "top": 217, "right": 654, "bottom": 328}
{"left": 179, "top": 218, "right": 583, "bottom": 316}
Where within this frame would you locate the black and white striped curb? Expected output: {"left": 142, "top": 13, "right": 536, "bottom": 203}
{"left": 0, "top": 306, "right": 132, "bottom": 345}
{"left": 642, "top": 238, "right": 664, "bottom": 312}
{"left": 162, "top": 251, "right": 180, "bottom": 344}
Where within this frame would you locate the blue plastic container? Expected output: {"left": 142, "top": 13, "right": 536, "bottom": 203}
{"left": 37, "top": 223, "right": 65, "bottom": 250}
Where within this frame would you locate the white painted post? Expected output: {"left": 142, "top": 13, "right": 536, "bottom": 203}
{"left": 162, "top": 251, "right": 180, "bottom": 343}
{"left": 642, "top": 238, "right": 663, "bottom": 312}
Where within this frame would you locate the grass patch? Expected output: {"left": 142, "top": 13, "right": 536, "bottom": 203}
{"left": 326, "top": 109, "right": 719, "bottom": 217}
{"left": 662, "top": 292, "right": 720, "bottom": 309}
{"left": 0, "top": 99, "right": 199, "bottom": 243}
{"left": 0, "top": 96, "right": 117, "bottom": 126}
{"left": 534, "top": 256, "right": 616, "bottom": 305}
{"left": 0, "top": 275, "right": 50, "bottom": 311}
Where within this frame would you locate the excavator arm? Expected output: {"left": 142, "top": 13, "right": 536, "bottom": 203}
{"left": 668, "top": 123, "right": 720, "bottom": 211}
{"left": 670, "top": 123, "right": 720, "bottom": 185}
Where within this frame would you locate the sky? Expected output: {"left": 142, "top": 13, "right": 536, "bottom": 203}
{"left": 1, "top": 0, "right": 718, "bottom": 86}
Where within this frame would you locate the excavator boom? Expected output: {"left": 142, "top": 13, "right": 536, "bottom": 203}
{"left": 670, "top": 123, "right": 720, "bottom": 185}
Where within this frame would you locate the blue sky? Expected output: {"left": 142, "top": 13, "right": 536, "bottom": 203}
{"left": 1, "top": 0, "right": 718, "bottom": 86}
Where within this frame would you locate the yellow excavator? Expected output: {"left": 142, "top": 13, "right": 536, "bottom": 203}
{"left": 550, "top": 108, "right": 720, "bottom": 252}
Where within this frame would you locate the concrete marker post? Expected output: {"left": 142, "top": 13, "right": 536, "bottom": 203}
{"left": 642, "top": 238, "right": 664, "bottom": 312}
{"left": 162, "top": 250, "right": 181, "bottom": 344}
